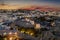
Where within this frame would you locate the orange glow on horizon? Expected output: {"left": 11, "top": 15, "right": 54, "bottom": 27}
{"left": 0, "top": 4, "right": 60, "bottom": 11}
{"left": 0, "top": 4, "right": 32, "bottom": 9}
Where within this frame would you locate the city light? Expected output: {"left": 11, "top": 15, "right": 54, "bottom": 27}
{"left": 30, "top": 32, "right": 34, "bottom": 36}
{"left": 0, "top": 2, "right": 60, "bottom": 40}
{"left": 35, "top": 23, "right": 41, "bottom": 29}
{"left": 14, "top": 32, "right": 17, "bottom": 35}
{"left": 21, "top": 30, "right": 25, "bottom": 33}
{"left": 9, "top": 32, "right": 12, "bottom": 35}
{"left": 4, "top": 32, "right": 7, "bottom": 35}
{"left": 26, "top": 31, "right": 30, "bottom": 34}
{"left": 9, "top": 37, "right": 12, "bottom": 40}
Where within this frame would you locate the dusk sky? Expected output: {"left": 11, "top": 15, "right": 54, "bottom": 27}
{"left": 0, "top": 0, "right": 60, "bottom": 7}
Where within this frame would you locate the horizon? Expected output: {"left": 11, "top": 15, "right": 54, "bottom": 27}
{"left": 0, "top": 0, "right": 60, "bottom": 7}
{"left": 0, "top": 0, "right": 60, "bottom": 10}
{"left": 0, "top": 4, "right": 60, "bottom": 10}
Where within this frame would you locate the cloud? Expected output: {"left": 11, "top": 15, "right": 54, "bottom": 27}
{"left": 0, "top": 0, "right": 60, "bottom": 7}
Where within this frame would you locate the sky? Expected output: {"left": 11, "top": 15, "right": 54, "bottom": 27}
{"left": 0, "top": 0, "right": 60, "bottom": 7}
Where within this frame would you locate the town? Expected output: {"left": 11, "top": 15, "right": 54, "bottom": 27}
{"left": 0, "top": 8, "right": 60, "bottom": 40}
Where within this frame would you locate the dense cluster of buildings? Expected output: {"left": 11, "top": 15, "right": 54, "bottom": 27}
{"left": 0, "top": 9, "right": 60, "bottom": 40}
